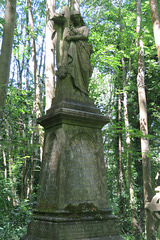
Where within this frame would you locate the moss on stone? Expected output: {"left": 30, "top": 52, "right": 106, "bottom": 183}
{"left": 64, "top": 203, "right": 98, "bottom": 213}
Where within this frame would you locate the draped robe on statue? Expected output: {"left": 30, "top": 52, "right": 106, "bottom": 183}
{"left": 68, "top": 38, "right": 92, "bottom": 95}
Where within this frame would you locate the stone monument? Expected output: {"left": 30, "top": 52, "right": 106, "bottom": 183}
{"left": 22, "top": 6, "right": 124, "bottom": 240}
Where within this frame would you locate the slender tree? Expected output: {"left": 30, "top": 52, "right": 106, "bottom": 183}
{"left": 118, "top": 0, "right": 124, "bottom": 199}
{"left": 45, "top": 0, "right": 55, "bottom": 111}
{"left": 0, "top": 0, "right": 17, "bottom": 120}
{"left": 119, "top": 1, "right": 141, "bottom": 233}
{"left": 118, "top": 92, "right": 124, "bottom": 196}
{"left": 149, "top": 0, "right": 160, "bottom": 64}
{"left": 28, "top": 0, "right": 43, "bottom": 193}
{"left": 136, "top": 0, "right": 156, "bottom": 239}
{"left": 28, "top": 0, "right": 41, "bottom": 118}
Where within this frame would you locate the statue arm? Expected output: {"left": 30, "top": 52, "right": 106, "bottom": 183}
{"left": 51, "top": 13, "right": 66, "bottom": 24}
{"left": 65, "top": 34, "right": 88, "bottom": 41}
{"left": 65, "top": 26, "right": 89, "bottom": 42}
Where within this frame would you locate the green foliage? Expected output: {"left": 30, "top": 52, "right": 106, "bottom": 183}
{"left": 0, "top": 175, "right": 34, "bottom": 240}
{"left": 0, "top": 0, "right": 45, "bottom": 239}
{"left": 84, "top": 0, "right": 160, "bottom": 238}
{"left": 0, "top": 85, "right": 41, "bottom": 238}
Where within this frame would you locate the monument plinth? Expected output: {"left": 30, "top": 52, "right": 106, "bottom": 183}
{"left": 22, "top": 98, "right": 123, "bottom": 240}
{"left": 22, "top": 6, "right": 124, "bottom": 240}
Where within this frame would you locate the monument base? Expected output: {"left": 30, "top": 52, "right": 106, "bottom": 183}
{"left": 22, "top": 209, "right": 124, "bottom": 240}
{"left": 21, "top": 98, "right": 124, "bottom": 240}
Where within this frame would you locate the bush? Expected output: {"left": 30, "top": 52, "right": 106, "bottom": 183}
{"left": 0, "top": 177, "right": 33, "bottom": 240}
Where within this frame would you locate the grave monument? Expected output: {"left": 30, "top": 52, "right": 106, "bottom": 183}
{"left": 22, "top": 5, "right": 124, "bottom": 240}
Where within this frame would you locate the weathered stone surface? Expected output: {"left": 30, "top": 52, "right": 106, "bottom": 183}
{"left": 38, "top": 98, "right": 109, "bottom": 130}
{"left": 52, "top": 7, "right": 92, "bottom": 97}
{"left": 22, "top": 212, "right": 124, "bottom": 240}
{"left": 21, "top": 99, "right": 124, "bottom": 240}
{"left": 36, "top": 101, "right": 109, "bottom": 212}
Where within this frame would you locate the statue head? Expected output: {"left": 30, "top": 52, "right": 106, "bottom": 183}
{"left": 70, "top": 11, "right": 85, "bottom": 26}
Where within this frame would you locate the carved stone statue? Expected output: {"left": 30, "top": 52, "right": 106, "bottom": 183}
{"left": 69, "top": 0, "right": 80, "bottom": 11}
{"left": 52, "top": 7, "right": 92, "bottom": 97}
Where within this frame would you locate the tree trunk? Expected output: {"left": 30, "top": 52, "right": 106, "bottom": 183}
{"left": 149, "top": 0, "right": 160, "bottom": 64}
{"left": 25, "top": 9, "right": 30, "bottom": 90}
{"left": 124, "top": 86, "right": 143, "bottom": 237}
{"left": 123, "top": 53, "right": 143, "bottom": 236}
{"left": 118, "top": 0, "right": 124, "bottom": 199}
{"left": 28, "top": 0, "right": 43, "bottom": 194}
{"left": 6, "top": 119, "right": 17, "bottom": 206}
{"left": 136, "top": 0, "right": 156, "bottom": 239}
{"left": 3, "top": 148, "right": 7, "bottom": 180}
{"left": 118, "top": 93, "right": 124, "bottom": 195}
{"left": 45, "top": 0, "right": 55, "bottom": 112}
{"left": 0, "top": 0, "right": 17, "bottom": 120}
{"left": 28, "top": 0, "right": 41, "bottom": 119}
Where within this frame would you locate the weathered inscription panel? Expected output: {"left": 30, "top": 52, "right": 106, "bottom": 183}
{"left": 56, "top": 220, "right": 117, "bottom": 239}
{"left": 65, "top": 133, "right": 100, "bottom": 204}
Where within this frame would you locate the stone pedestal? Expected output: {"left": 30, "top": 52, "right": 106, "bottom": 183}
{"left": 22, "top": 98, "right": 123, "bottom": 240}
{"left": 25, "top": 210, "right": 121, "bottom": 240}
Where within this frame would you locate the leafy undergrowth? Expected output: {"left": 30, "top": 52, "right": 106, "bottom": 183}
{"left": 0, "top": 178, "right": 35, "bottom": 240}
{"left": 0, "top": 199, "right": 33, "bottom": 240}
